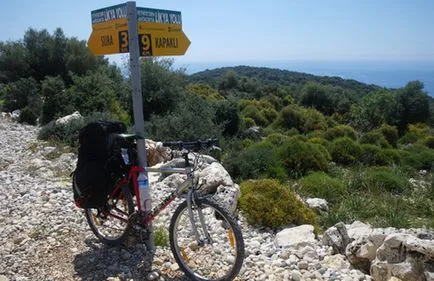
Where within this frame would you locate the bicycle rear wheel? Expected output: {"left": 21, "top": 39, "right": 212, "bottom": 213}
{"left": 85, "top": 185, "right": 134, "bottom": 245}
{"left": 169, "top": 197, "right": 244, "bottom": 281}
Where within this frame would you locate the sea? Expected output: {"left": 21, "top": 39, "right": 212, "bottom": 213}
{"left": 176, "top": 60, "right": 434, "bottom": 97}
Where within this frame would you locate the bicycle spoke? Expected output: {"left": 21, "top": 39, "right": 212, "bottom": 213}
{"left": 170, "top": 199, "right": 244, "bottom": 281}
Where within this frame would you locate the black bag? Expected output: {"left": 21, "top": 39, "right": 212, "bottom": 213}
{"left": 73, "top": 120, "right": 127, "bottom": 208}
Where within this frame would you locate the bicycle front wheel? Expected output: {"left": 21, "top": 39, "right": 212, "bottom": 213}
{"left": 169, "top": 197, "right": 244, "bottom": 281}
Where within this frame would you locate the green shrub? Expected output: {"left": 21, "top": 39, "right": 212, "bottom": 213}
{"left": 278, "top": 137, "right": 330, "bottom": 178}
{"left": 360, "top": 131, "right": 391, "bottom": 148}
{"left": 320, "top": 194, "right": 377, "bottom": 227}
{"left": 422, "top": 136, "right": 434, "bottom": 149}
{"left": 381, "top": 148, "right": 404, "bottom": 165}
{"left": 18, "top": 106, "right": 38, "bottom": 125}
{"left": 370, "top": 196, "right": 411, "bottom": 228}
{"left": 261, "top": 107, "right": 278, "bottom": 123}
{"left": 399, "top": 132, "right": 419, "bottom": 145}
{"left": 324, "top": 125, "right": 357, "bottom": 141}
{"left": 401, "top": 144, "right": 434, "bottom": 170}
{"left": 360, "top": 144, "right": 390, "bottom": 166}
{"left": 243, "top": 117, "right": 256, "bottom": 128}
{"left": 308, "top": 137, "right": 328, "bottom": 147}
{"left": 224, "top": 141, "right": 286, "bottom": 182}
{"left": 328, "top": 137, "right": 362, "bottom": 165}
{"left": 273, "top": 105, "right": 306, "bottom": 132}
{"left": 349, "top": 167, "right": 410, "bottom": 194}
{"left": 299, "top": 172, "right": 346, "bottom": 203}
{"left": 242, "top": 105, "right": 268, "bottom": 127}
{"left": 379, "top": 124, "right": 398, "bottom": 147}
{"left": 153, "top": 226, "right": 169, "bottom": 247}
{"left": 265, "top": 133, "right": 292, "bottom": 146}
{"left": 239, "top": 179, "right": 317, "bottom": 228}
{"left": 303, "top": 108, "right": 328, "bottom": 133}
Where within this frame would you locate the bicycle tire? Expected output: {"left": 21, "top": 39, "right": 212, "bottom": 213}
{"left": 169, "top": 197, "right": 244, "bottom": 281}
{"left": 85, "top": 185, "right": 134, "bottom": 245}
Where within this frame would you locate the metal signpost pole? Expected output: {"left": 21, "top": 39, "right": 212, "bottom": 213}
{"left": 126, "top": 1, "right": 153, "bottom": 250}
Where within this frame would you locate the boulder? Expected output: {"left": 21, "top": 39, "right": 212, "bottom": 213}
{"left": 275, "top": 225, "right": 316, "bottom": 248}
{"left": 370, "top": 233, "right": 434, "bottom": 281}
{"left": 346, "top": 227, "right": 396, "bottom": 273}
{"left": 145, "top": 140, "right": 170, "bottom": 166}
{"left": 196, "top": 162, "right": 234, "bottom": 194}
{"left": 305, "top": 198, "right": 328, "bottom": 211}
{"left": 322, "top": 222, "right": 350, "bottom": 255}
{"left": 151, "top": 155, "right": 239, "bottom": 215}
{"left": 55, "top": 111, "right": 82, "bottom": 125}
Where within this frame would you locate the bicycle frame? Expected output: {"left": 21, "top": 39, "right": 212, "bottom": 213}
{"left": 107, "top": 164, "right": 196, "bottom": 226}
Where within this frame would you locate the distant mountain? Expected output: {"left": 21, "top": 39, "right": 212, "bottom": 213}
{"left": 189, "top": 65, "right": 382, "bottom": 97}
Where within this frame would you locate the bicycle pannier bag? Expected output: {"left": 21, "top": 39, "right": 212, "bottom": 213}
{"left": 73, "top": 120, "right": 126, "bottom": 208}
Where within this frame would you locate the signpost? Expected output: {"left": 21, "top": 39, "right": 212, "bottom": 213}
{"left": 88, "top": 4, "right": 190, "bottom": 57}
{"left": 87, "top": 2, "right": 190, "bottom": 249}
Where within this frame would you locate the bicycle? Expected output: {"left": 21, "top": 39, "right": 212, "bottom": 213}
{"left": 83, "top": 134, "right": 245, "bottom": 281}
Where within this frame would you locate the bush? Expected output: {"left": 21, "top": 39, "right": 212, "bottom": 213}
{"left": 349, "top": 167, "right": 410, "bottom": 194}
{"left": 422, "top": 136, "right": 434, "bottom": 149}
{"left": 242, "top": 105, "right": 268, "bottom": 127}
{"left": 278, "top": 137, "right": 330, "bottom": 178}
{"left": 242, "top": 117, "right": 256, "bottom": 129}
{"left": 224, "top": 141, "right": 286, "bottom": 182}
{"left": 273, "top": 105, "right": 306, "bottom": 132}
{"left": 299, "top": 172, "right": 346, "bottom": 203}
{"left": 265, "top": 133, "right": 291, "bottom": 146}
{"left": 18, "top": 106, "right": 38, "bottom": 125}
{"left": 360, "top": 131, "right": 391, "bottom": 148}
{"left": 308, "top": 137, "right": 328, "bottom": 147}
{"left": 145, "top": 94, "right": 223, "bottom": 141}
{"left": 360, "top": 144, "right": 390, "bottom": 166}
{"left": 398, "top": 132, "right": 419, "bottom": 145}
{"left": 324, "top": 125, "right": 357, "bottom": 141}
{"left": 379, "top": 124, "right": 398, "bottom": 147}
{"left": 303, "top": 108, "right": 328, "bottom": 132}
{"left": 327, "top": 137, "right": 362, "bottom": 165}
{"left": 401, "top": 144, "right": 434, "bottom": 170}
{"left": 239, "top": 179, "right": 317, "bottom": 228}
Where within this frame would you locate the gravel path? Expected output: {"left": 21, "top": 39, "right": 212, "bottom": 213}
{"left": 0, "top": 115, "right": 372, "bottom": 281}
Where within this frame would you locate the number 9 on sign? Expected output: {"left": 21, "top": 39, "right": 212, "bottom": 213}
{"left": 139, "top": 34, "right": 153, "bottom": 56}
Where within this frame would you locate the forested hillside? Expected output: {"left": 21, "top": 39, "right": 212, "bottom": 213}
{"left": 1, "top": 28, "right": 433, "bottom": 230}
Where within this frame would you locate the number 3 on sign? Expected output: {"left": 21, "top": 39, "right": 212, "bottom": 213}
{"left": 139, "top": 34, "right": 153, "bottom": 56}
{"left": 118, "top": 31, "right": 129, "bottom": 53}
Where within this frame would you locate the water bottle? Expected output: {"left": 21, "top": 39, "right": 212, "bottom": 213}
{"left": 138, "top": 172, "right": 151, "bottom": 212}
{"left": 121, "top": 148, "right": 130, "bottom": 165}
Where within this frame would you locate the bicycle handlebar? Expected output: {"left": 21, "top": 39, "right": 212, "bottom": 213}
{"left": 162, "top": 138, "right": 219, "bottom": 152}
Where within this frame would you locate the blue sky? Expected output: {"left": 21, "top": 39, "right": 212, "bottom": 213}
{"left": 1, "top": 0, "right": 434, "bottom": 64}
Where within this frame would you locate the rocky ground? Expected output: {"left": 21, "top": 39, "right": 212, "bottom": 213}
{"left": 0, "top": 115, "right": 431, "bottom": 281}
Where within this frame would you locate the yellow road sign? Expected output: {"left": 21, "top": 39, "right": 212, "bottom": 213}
{"left": 138, "top": 30, "right": 190, "bottom": 56}
{"left": 88, "top": 4, "right": 190, "bottom": 56}
{"left": 88, "top": 29, "right": 190, "bottom": 56}
{"left": 88, "top": 29, "right": 128, "bottom": 55}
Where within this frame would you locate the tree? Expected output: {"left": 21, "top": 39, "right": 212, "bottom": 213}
{"left": 138, "top": 58, "right": 186, "bottom": 120}
{"left": 40, "top": 76, "right": 69, "bottom": 124}
{"left": 300, "top": 82, "right": 333, "bottom": 115}
{"left": 0, "top": 41, "right": 30, "bottom": 83}
{"left": 1, "top": 77, "right": 40, "bottom": 112}
{"left": 350, "top": 89, "right": 399, "bottom": 131}
{"left": 145, "top": 93, "right": 222, "bottom": 140}
{"left": 218, "top": 70, "right": 239, "bottom": 91}
{"left": 395, "top": 81, "right": 430, "bottom": 134}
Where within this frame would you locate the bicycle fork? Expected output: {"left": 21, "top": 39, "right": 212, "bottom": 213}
{"left": 186, "top": 190, "right": 212, "bottom": 246}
